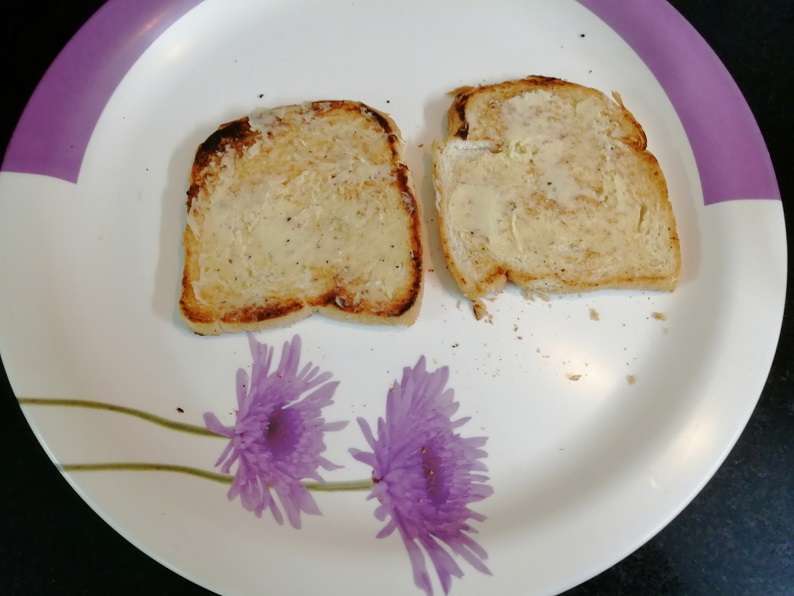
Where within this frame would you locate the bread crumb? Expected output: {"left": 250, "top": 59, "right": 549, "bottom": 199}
{"left": 523, "top": 288, "right": 549, "bottom": 302}
{"left": 566, "top": 373, "right": 582, "bottom": 381}
{"left": 589, "top": 307, "right": 600, "bottom": 321}
{"left": 417, "top": 143, "right": 424, "bottom": 148}
{"left": 451, "top": 343, "right": 459, "bottom": 348}
{"left": 176, "top": 407, "right": 184, "bottom": 413}
{"left": 626, "top": 375, "right": 637, "bottom": 385}
{"left": 473, "top": 301, "right": 491, "bottom": 322}
{"left": 651, "top": 311, "right": 667, "bottom": 321}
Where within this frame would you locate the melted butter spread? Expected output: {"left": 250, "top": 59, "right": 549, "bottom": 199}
{"left": 441, "top": 90, "right": 648, "bottom": 276}
{"left": 189, "top": 105, "right": 415, "bottom": 309}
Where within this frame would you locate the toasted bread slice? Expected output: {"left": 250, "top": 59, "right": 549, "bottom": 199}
{"left": 180, "top": 101, "right": 422, "bottom": 335}
{"left": 434, "top": 76, "right": 680, "bottom": 310}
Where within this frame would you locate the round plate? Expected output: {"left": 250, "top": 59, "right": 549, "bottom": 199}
{"left": 0, "top": 1, "right": 784, "bottom": 594}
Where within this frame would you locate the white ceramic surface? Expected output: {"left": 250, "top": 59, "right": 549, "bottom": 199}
{"left": 0, "top": 1, "right": 785, "bottom": 594}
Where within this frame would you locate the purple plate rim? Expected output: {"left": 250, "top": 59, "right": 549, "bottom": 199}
{"left": 581, "top": 0, "right": 780, "bottom": 205}
{"left": 0, "top": 0, "right": 201, "bottom": 184}
{"left": 0, "top": 0, "right": 782, "bottom": 206}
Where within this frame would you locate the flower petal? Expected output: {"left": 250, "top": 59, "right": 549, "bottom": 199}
{"left": 297, "top": 362, "right": 313, "bottom": 381}
{"left": 268, "top": 491, "right": 284, "bottom": 525}
{"left": 401, "top": 532, "right": 433, "bottom": 596}
{"left": 247, "top": 333, "right": 272, "bottom": 381}
{"left": 274, "top": 483, "right": 302, "bottom": 529}
{"left": 206, "top": 334, "right": 344, "bottom": 529}
{"left": 235, "top": 368, "right": 250, "bottom": 410}
{"left": 447, "top": 540, "right": 491, "bottom": 576}
{"left": 376, "top": 519, "right": 397, "bottom": 538}
{"left": 293, "top": 483, "right": 322, "bottom": 516}
{"left": 203, "top": 412, "right": 233, "bottom": 438}
{"left": 456, "top": 531, "right": 489, "bottom": 562}
{"left": 356, "top": 417, "right": 378, "bottom": 451}
{"left": 424, "top": 366, "right": 450, "bottom": 402}
{"left": 277, "top": 335, "right": 301, "bottom": 379}
{"left": 420, "top": 535, "right": 464, "bottom": 595}
{"left": 213, "top": 442, "right": 235, "bottom": 469}
{"left": 301, "top": 380, "right": 339, "bottom": 407}
{"left": 323, "top": 420, "right": 348, "bottom": 432}
{"left": 317, "top": 456, "right": 344, "bottom": 470}
{"left": 374, "top": 503, "right": 390, "bottom": 521}
{"left": 349, "top": 449, "right": 377, "bottom": 468}
{"left": 354, "top": 356, "right": 493, "bottom": 594}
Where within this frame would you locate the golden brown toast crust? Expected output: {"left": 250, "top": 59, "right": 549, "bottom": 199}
{"left": 447, "top": 76, "right": 648, "bottom": 146}
{"left": 179, "top": 101, "right": 422, "bottom": 335}
{"left": 436, "top": 76, "right": 681, "bottom": 302}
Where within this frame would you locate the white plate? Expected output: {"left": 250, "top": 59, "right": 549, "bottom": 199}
{"left": 0, "top": 1, "right": 784, "bottom": 594}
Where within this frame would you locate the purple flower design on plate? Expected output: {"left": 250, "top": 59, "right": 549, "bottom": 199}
{"left": 204, "top": 334, "right": 347, "bottom": 528}
{"left": 351, "top": 357, "right": 493, "bottom": 595}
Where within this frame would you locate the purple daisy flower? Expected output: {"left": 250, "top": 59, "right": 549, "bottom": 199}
{"left": 204, "top": 334, "right": 347, "bottom": 528}
{"left": 351, "top": 357, "right": 493, "bottom": 595}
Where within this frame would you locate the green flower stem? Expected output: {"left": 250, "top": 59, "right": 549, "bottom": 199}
{"left": 61, "top": 463, "right": 233, "bottom": 484}
{"left": 17, "top": 397, "right": 221, "bottom": 438}
{"left": 59, "top": 463, "right": 372, "bottom": 492}
{"left": 303, "top": 479, "right": 373, "bottom": 492}
{"left": 19, "top": 397, "right": 372, "bottom": 491}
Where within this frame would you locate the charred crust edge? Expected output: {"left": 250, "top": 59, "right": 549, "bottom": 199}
{"left": 187, "top": 118, "right": 257, "bottom": 209}
{"left": 452, "top": 75, "right": 571, "bottom": 140}
{"left": 221, "top": 300, "right": 303, "bottom": 323}
{"left": 453, "top": 91, "right": 471, "bottom": 139}
{"left": 361, "top": 104, "right": 402, "bottom": 161}
{"left": 194, "top": 118, "right": 255, "bottom": 168}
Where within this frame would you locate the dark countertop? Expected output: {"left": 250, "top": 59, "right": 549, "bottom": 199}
{"left": 1, "top": 1, "right": 791, "bottom": 594}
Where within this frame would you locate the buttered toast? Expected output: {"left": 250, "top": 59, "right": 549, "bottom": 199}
{"left": 433, "top": 76, "right": 680, "bottom": 311}
{"left": 180, "top": 101, "right": 423, "bottom": 335}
